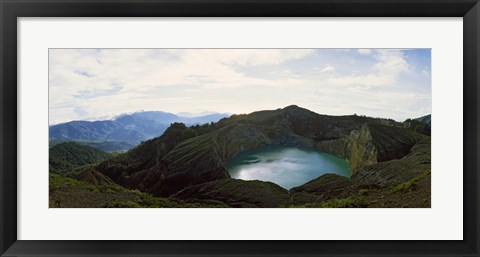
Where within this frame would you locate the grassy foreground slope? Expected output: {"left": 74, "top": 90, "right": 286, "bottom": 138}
{"left": 49, "top": 173, "right": 227, "bottom": 208}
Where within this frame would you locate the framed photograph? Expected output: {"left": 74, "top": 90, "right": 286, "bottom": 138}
{"left": 1, "top": 0, "right": 479, "bottom": 256}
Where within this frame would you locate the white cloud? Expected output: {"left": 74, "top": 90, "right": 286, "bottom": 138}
{"left": 49, "top": 49, "right": 314, "bottom": 123}
{"left": 320, "top": 65, "right": 335, "bottom": 73}
{"left": 373, "top": 49, "right": 411, "bottom": 75}
{"left": 357, "top": 49, "right": 372, "bottom": 55}
{"left": 183, "top": 49, "right": 313, "bottom": 66}
{"left": 325, "top": 49, "right": 412, "bottom": 88}
{"left": 296, "top": 86, "right": 431, "bottom": 121}
{"left": 49, "top": 49, "right": 430, "bottom": 123}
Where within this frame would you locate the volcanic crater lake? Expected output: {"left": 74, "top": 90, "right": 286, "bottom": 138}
{"left": 227, "top": 145, "right": 351, "bottom": 189}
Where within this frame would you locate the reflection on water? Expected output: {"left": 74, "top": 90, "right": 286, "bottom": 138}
{"left": 227, "top": 145, "right": 350, "bottom": 189}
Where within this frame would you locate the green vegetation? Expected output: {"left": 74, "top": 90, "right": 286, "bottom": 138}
{"left": 103, "top": 200, "right": 142, "bottom": 208}
{"left": 358, "top": 189, "right": 369, "bottom": 195}
{"left": 50, "top": 172, "right": 97, "bottom": 192}
{"left": 49, "top": 173, "right": 227, "bottom": 208}
{"left": 404, "top": 118, "right": 431, "bottom": 136}
{"left": 318, "top": 197, "right": 370, "bottom": 208}
{"left": 76, "top": 141, "right": 134, "bottom": 152}
{"left": 414, "top": 114, "right": 431, "bottom": 126}
{"left": 291, "top": 197, "right": 370, "bottom": 208}
{"left": 49, "top": 139, "right": 134, "bottom": 152}
{"left": 49, "top": 142, "right": 112, "bottom": 176}
{"left": 391, "top": 171, "right": 431, "bottom": 193}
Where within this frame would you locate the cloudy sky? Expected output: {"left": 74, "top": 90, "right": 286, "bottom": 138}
{"left": 49, "top": 49, "right": 431, "bottom": 124}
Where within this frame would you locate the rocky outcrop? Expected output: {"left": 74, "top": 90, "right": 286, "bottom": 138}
{"left": 346, "top": 124, "right": 378, "bottom": 171}
{"left": 352, "top": 138, "right": 431, "bottom": 187}
{"left": 318, "top": 123, "right": 424, "bottom": 173}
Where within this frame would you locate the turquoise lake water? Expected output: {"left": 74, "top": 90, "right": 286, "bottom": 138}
{"left": 227, "top": 145, "right": 351, "bottom": 189}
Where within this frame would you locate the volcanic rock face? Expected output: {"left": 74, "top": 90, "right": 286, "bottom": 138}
{"left": 318, "top": 123, "right": 423, "bottom": 172}
{"left": 348, "top": 125, "right": 378, "bottom": 171}
{"left": 317, "top": 124, "right": 377, "bottom": 172}
{"left": 91, "top": 106, "right": 427, "bottom": 199}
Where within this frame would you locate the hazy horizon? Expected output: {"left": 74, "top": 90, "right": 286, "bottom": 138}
{"left": 49, "top": 49, "right": 431, "bottom": 124}
{"left": 48, "top": 106, "right": 432, "bottom": 126}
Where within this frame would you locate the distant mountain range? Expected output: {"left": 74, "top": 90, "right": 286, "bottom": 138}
{"left": 49, "top": 111, "right": 229, "bottom": 151}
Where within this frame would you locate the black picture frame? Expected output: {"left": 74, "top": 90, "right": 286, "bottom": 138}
{"left": 1, "top": 0, "right": 479, "bottom": 256}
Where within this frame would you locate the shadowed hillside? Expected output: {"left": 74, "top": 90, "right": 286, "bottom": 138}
{"left": 82, "top": 106, "right": 429, "bottom": 202}
{"left": 49, "top": 173, "right": 227, "bottom": 208}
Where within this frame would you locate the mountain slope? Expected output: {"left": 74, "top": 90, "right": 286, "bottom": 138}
{"left": 50, "top": 139, "right": 134, "bottom": 152}
{"left": 49, "top": 142, "right": 112, "bottom": 175}
{"left": 49, "top": 173, "right": 227, "bottom": 208}
{"left": 415, "top": 114, "right": 431, "bottom": 126}
{"left": 90, "top": 105, "right": 428, "bottom": 197}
